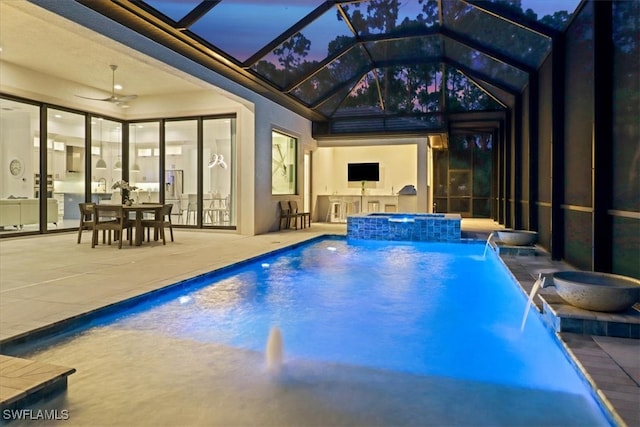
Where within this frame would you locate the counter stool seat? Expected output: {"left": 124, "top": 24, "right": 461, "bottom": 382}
{"left": 326, "top": 198, "right": 345, "bottom": 223}
{"left": 367, "top": 200, "right": 380, "bottom": 212}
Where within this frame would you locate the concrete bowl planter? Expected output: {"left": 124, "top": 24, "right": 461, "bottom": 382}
{"left": 548, "top": 271, "right": 640, "bottom": 312}
{"left": 495, "top": 229, "right": 538, "bottom": 246}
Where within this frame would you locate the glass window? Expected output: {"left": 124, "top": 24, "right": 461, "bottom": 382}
{"left": 203, "top": 117, "right": 236, "bottom": 227}
{"left": 272, "top": 131, "right": 297, "bottom": 195}
{"left": 92, "top": 117, "right": 123, "bottom": 204}
{"left": 129, "top": 122, "right": 160, "bottom": 203}
{"left": 48, "top": 108, "right": 86, "bottom": 231}
{"left": 0, "top": 98, "right": 40, "bottom": 234}
{"left": 165, "top": 120, "right": 198, "bottom": 224}
{"left": 188, "top": 1, "right": 316, "bottom": 63}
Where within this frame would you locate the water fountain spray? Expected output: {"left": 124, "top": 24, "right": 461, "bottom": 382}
{"left": 266, "top": 326, "right": 283, "bottom": 375}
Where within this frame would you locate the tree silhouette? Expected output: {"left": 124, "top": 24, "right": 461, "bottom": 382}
{"left": 252, "top": 0, "right": 572, "bottom": 121}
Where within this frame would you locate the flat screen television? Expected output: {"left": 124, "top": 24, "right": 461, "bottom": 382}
{"left": 348, "top": 162, "right": 379, "bottom": 182}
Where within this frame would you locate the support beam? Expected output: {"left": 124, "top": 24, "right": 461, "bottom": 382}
{"left": 592, "top": 1, "right": 613, "bottom": 272}
{"left": 513, "top": 95, "right": 522, "bottom": 229}
{"left": 528, "top": 74, "right": 539, "bottom": 231}
{"left": 550, "top": 36, "right": 565, "bottom": 260}
{"left": 39, "top": 105, "right": 48, "bottom": 233}
{"left": 503, "top": 109, "right": 512, "bottom": 227}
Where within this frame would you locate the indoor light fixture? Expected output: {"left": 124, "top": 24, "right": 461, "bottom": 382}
{"left": 114, "top": 125, "right": 122, "bottom": 170}
{"left": 131, "top": 125, "right": 140, "bottom": 172}
{"left": 95, "top": 119, "right": 107, "bottom": 169}
{"left": 207, "top": 153, "right": 227, "bottom": 169}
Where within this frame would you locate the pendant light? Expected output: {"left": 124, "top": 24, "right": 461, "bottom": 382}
{"left": 95, "top": 119, "right": 107, "bottom": 169}
{"left": 113, "top": 125, "right": 122, "bottom": 170}
{"left": 130, "top": 124, "right": 140, "bottom": 172}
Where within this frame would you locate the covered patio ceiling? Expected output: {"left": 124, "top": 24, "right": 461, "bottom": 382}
{"left": 76, "top": 0, "right": 582, "bottom": 135}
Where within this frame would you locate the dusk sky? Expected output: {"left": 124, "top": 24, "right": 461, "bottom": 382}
{"left": 521, "top": 0, "right": 582, "bottom": 17}
{"left": 147, "top": 0, "right": 582, "bottom": 63}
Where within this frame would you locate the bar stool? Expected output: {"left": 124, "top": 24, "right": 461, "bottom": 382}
{"left": 326, "top": 197, "right": 344, "bottom": 223}
{"left": 367, "top": 200, "right": 380, "bottom": 212}
{"left": 344, "top": 199, "right": 359, "bottom": 217}
{"left": 384, "top": 204, "right": 397, "bottom": 212}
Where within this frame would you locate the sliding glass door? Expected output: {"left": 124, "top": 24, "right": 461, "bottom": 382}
{"left": 0, "top": 98, "right": 41, "bottom": 234}
{"left": 47, "top": 108, "right": 87, "bottom": 230}
{"left": 1, "top": 94, "right": 238, "bottom": 236}
{"left": 164, "top": 116, "right": 236, "bottom": 228}
{"left": 129, "top": 122, "right": 160, "bottom": 203}
{"left": 203, "top": 117, "right": 235, "bottom": 226}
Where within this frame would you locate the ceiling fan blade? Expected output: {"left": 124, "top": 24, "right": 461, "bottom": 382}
{"left": 114, "top": 94, "right": 138, "bottom": 102}
{"left": 75, "top": 94, "right": 114, "bottom": 101}
{"left": 75, "top": 65, "right": 138, "bottom": 104}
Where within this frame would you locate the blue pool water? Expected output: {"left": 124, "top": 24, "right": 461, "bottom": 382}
{"left": 10, "top": 238, "right": 612, "bottom": 426}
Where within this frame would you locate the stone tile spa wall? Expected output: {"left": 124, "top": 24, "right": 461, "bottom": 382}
{"left": 347, "top": 213, "right": 461, "bottom": 242}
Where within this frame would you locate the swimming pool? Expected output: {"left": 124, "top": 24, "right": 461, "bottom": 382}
{"left": 6, "top": 238, "right": 612, "bottom": 426}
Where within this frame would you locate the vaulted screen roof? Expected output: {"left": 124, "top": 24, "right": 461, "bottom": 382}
{"left": 77, "top": 0, "right": 582, "bottom": 135}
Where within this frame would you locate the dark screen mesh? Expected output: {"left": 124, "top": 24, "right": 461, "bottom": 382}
{"left": 516, "top": 87, "right": 531, "bottom": 204}
{"left": 611, "top": 1, "right": 639, "bottom": 279}
{"left": 612, "top": 1, "right": 640, "bottom": 213}
{"left": 612, "top": 217, "right": 640, "bottom": 279}
{"left": 537, "top": 57, "right": 552, "bottom": 204}
{"left": 564, "top": 209, "right": 593, "bottom": 271}
{"left": 562, "top": 2, "right": 595, "bottom": 271}
{"left": 536, "top": 58, "right": 553, "bottom": 251}
{"left": 564, "top": 2, "right": 594, "bottom": 207}
{"left": 538, "top": 206, "right": 552, "bottom": 250}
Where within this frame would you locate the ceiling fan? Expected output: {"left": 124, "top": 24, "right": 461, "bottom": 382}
{"left": 76, "top": 64, "right": 138, "bottom": 107}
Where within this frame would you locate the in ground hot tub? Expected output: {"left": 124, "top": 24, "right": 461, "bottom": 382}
{"left": 347, "top": 213, "right": 461, "bottom": 242}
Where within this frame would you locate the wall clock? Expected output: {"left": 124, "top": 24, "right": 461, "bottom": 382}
{"left": 9, "top": 158, "right": 24, "bottom": 177}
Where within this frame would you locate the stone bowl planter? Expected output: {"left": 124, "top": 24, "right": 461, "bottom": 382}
{"left": 495, "top": 229, "right": 538, "bottom": 246}
{"left": 548, "top": 271, "right": 640, "bottom": 312}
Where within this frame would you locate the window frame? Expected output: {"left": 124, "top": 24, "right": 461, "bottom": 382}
{"left": 271, "top": 130, "right": 298, "bottom": 196}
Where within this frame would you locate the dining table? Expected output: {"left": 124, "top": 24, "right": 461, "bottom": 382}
{"left": 100, "top": 203, "right": 164, "bottom": 246}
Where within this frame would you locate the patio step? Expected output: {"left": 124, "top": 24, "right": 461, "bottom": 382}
{"left": 0, "top": 354, "right": 75, "bottom": 412}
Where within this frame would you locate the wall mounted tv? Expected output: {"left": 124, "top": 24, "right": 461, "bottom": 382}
{"left": 348, "top": 162, "right": 380, "bottom": 182}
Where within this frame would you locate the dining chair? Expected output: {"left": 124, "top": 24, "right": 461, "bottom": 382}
{"left": 77, "top": 202, "right": 103, "bottom": 244}
{"left": 141, "top": 203, "right": 174, "bottom": 244}
{"left": 91, "top": 205, "right": 133, "bottom": 249}
{"left": 177, "top": 195, "right": 187, "bottom": 224}
{"left": 278, "top": 200, "right": 296, "bottom": 230}
{"left": 202, "top": 193, "right": 214, "bottom": 224}
{"left": 289, "top": 200, "right": 311, "bottom": 228}
{"left": 204, "top": 194, "right": 229, "bottom": 225}
{"left": 189, "top": 194, "right": 199, "bottom": 224}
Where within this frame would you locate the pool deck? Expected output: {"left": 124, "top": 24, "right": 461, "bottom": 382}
{"left": 0, "top": 220, "right": 638, "bottom": 426}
